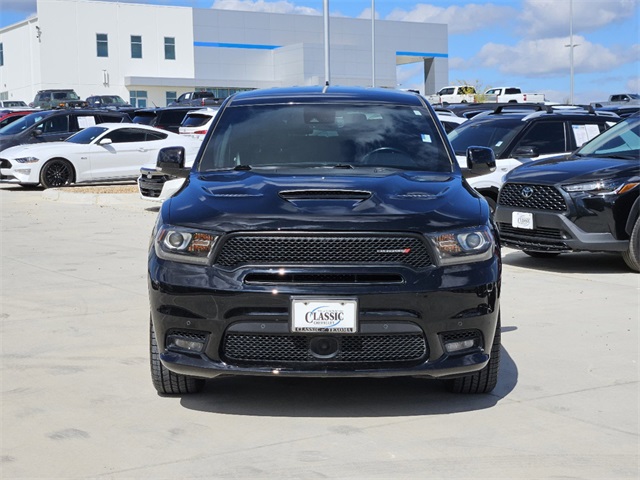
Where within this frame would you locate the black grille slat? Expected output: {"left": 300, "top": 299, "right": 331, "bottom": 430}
{"left": 498, "top": 223, "right": 565, "bottom": 240}
{"left": 244, "top": 273, "right": 404, "bottom": 284}
{"left": 497, "top": 223, "right": 570, "bottom": 251}
{"left": 222, "top": 333, "right": 427, "bottom": 364}
{"left": 215, "top": 235, "right": 432, "bottom": 268}
{"left": 498, "top": 183, "right": 567, "bottom": 211}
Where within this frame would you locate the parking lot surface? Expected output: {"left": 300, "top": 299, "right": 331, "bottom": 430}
{"left": 1, "top": 184, "right": 638, "bottom": 479}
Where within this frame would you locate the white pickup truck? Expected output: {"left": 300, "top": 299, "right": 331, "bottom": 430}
{"left": 482, "top": 87, "right": 545, "bottom": 103}
{"left": 426, "top": 85, "right": 477, "bottom": 104}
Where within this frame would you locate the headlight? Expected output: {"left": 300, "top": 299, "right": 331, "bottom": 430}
{"left": 561, "top": 180, "right": 639, "bottom": 195}
{"left": 426, "top": 225, "right": 495, "bottom": 266}
{"left": 14, "top": 157, "right": 40, "bottom": 164}
{"left": 154, "top": 225, "right": 218, "bottom": 265}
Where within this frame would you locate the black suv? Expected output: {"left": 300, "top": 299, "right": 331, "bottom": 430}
{"left": 30, "top": 89, "right": 88, "bottom": 109}
{"left": 495, "top": 114, "right": 640, "bottom": 271}
{"left": 148, "top": 86, "right": 502, "bottom": 395}
{"left": 131, "top": 106, "right": 199, "bottom": 133}
{"left": 448, "top": 104, "right": 620, "bottom": 210}
{"left": 0, "top": 109, "right": 130, "bottom": 152}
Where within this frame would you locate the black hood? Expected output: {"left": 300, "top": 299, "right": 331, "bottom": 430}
{"left": 505, "top": 154, "right": 640, "bottom": 185}
{"left": 162, "top": 169, "right": 486, "bottom": 233}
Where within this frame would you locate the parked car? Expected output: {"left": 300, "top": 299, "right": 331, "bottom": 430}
{"left": 448, "top": 104, "right": 620, "bottom": 211}
{"left": 30, "top": 89, "right": 88, "bottom": 109}
{"left": 178, "top": 107, "right": 220, "bottom": 141}
{"left": 0, "top": 123, "right": 202, "bottom": 189}
{"left": 0, "top": 110, "right": 39, "bottom": 130}
{"left": 426, "top": 85, "right": 477, "bottom": 104}
{"left": 85, "top": 95, "right": 136, "bottom": 114}
{"left": 481, "top": 87, "right": 545, "bottom": 104}
{"left": 0, "top": 100, "right": 29, "bottom": 108}
{"left": 0, "top": 109, "right": 130, "bottom": 153}
{"left": 147, "top": 86, "right": 501, "bottom": 395}
{"left": 591, "top": 93, "right": 640, "bottom": 107}
{"left": 494, "top": 114, "right": 640, "bottom": 272}
{"left": 169, "top": 91, "right": 223, "bottom": 107}
{"left": 131, "top": 106, "right": 200, "bottom": 133}
{"left": 435, "top": 110, "right": 467, "bottom": 134}
{"left": 138, "top": 107, "right": 220, "bottom": 201}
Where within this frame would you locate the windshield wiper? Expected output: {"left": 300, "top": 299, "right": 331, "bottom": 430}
{"left": 233, "top": 164, "right": 252, "bottom": 170}
{"left": 332, "top": 164, "right": 354, "bottom": 169}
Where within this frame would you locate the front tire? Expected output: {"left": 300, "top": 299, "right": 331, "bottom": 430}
{"left": 446, "top": 317, "right": 500, "bottom": 394}
{"left": 150, "top": 317, "right": 205, "bottom": 394}
{"left": 622, "top": 216, "right": 640, "bottom": 272}
{"left": 40, "top": 158, "right": 74, "bottom": 189}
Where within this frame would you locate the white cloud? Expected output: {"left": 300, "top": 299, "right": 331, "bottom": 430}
{"left": 519, "top": 0, "right": 639, "bottom": 38}
{"left": 210, "top": 0, "right": 320, "bottom": 15}
{"left": 474, "top": 36, "right": 639, "bottom": 77}
{"left": 384, "top": 2, "right": 516, "bottom": 34}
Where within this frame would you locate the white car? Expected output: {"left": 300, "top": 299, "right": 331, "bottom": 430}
{"left": 178, "top": 107, "right": 220, "bottom": 141}
{"left": 0, "top": 123, "right": 202, "bottom": 189}
{"left": 139, "top": 107, "right": 220, "bottom": 202}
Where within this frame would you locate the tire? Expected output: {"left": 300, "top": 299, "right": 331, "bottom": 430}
{"left": 523, "top": 251, "right": 560, "bottom": 259}
{"left": 40, "top": 158, "right": 74, "bottom": 189}
{"left": 446, "top": 317, "right": 500, "bottom": 394}
{"left": 622, "top": 216, "right": 640, "bottom": 272}
{"left": 150, "top": 317, "right": 205, "bottom": 394}
{"left": 483, "top": 195, "right": 497, "bottom": 216}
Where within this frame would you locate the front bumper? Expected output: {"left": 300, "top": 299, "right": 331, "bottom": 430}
{"left": 149, "top": 254, "right": 501, "bottom": 380}
{"left": 495, "top": 205, "right": 628, "bottom": 253}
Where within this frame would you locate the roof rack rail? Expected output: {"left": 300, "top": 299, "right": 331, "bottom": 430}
{"left": 493, "top": 104, "right": 545, "bottom": 114}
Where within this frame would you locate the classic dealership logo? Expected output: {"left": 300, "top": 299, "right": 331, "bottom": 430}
{"left": 521, "top": 186, "right": 534, "bottom": 199}
{"left": 305, "top": 306, "right": 345, "bottom": 327}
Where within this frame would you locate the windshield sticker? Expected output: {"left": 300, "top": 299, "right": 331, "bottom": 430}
{"left": 495, "top": 141, "right": 503, "bottom": 147}
{"left": 413, "top": 110, "right": 422, "bottom": 116}
{"left": 421, "top": 134, "right": 432, "bottom": 143}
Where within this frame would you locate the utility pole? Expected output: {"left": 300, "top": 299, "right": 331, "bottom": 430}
{"left": 323, "top": 0, "right": 330, "bottom": 86}
{"left": 371, "top": 0, "right": 375, "bottom": 87}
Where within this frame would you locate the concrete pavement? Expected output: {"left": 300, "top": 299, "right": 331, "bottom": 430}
{"left": 1, "top": 184, "right": 638, "bottom": 479}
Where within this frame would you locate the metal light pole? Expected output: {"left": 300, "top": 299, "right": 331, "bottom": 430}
{"left": 371, "top": 0, "right": 376, "bottom": 87}
{"left": 323, "top": 0, "right": 330, "bottom": 86}
{"left": 569, "top": 0, "right": 574, "bottom": 104}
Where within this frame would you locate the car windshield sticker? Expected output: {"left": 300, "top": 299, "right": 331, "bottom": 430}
{"left": 421, "top": 134, "right": 432, "bottom": 143}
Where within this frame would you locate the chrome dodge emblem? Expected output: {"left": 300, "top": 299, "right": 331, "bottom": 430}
{"left": 521, "top": 186, "right": 534, "bottom": 199}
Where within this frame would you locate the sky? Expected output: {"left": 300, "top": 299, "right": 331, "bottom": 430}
{"left": 0, "top": 0, "right": 638, "bottom": 104}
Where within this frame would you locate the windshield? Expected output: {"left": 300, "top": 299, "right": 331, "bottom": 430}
{"left": 577, "top": 116, "right": 640, "bottom": 158}
{"left": 0, "top": 111, "right": 52, "bottom": 135}
{"left": 66, "top": 126, "right": 109, "bottom": 144}
{"left": 448, "top": 117, "right": 524, "bottom": 157}
{"left": 198, "top": 104, "right": 453, "bottom": 173}
{"left": 102, "top": 96, "right": 128, "bottom": 105}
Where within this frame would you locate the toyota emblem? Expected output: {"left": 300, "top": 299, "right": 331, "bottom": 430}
{"left": 521, "top": 186, "right": 534, "bottom": 199}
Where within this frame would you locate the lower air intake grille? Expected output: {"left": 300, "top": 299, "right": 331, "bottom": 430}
{"left": 222, "top": 333, "right": 427, "bottom": 365}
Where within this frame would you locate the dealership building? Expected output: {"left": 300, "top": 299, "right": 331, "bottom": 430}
{"left": 0, "top": 0, "right": 449, "bottom": 107}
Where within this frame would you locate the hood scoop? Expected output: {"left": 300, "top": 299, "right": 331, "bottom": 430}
{"left": 278, "top": 189, "right": 372, "bottom": 202}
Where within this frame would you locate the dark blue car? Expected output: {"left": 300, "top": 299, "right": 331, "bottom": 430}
{"left": 147, "top": 86, "right": 502, "bottom": 395}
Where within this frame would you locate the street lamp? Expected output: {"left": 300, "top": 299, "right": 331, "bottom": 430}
{"left": 564, "top": 0, "right": 580, "bottom": 104}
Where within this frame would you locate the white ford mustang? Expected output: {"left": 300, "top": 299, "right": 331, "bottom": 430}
{"left": 0, "top": 123, "right": 202, "bottom": 188}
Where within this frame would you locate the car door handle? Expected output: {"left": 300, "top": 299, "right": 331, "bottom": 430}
{"left": 138, "top": 148, "right": 149, "bottom": 152}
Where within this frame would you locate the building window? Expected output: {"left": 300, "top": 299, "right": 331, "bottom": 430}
{"left": 164, "top": 37, "right": 175, "bottom": 60}
{"left": 166, "top": 91, "right": 177, "bottom": 106}
{"left": 130, "top": 90, "right": 147, "bottom": 108}
{"left": 96, "top": 34, "right": 108, "bottom": 57}
{"left": 131, "top": 35, "right": 142, "bottom": 59}
{"left": 0, "top": 43, "right": 4, "bottom": 66}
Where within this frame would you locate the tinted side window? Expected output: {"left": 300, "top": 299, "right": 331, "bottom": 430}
{"left": 158, "top": 110, "right": 189, "bottom": 125}
{"left": 105, "top": 128, "right": 148, "bottom": 143}
{"left": 145, "top": 131, "right": 168, "bottom": 141}
{"left": 515, "top": 121, "right": 566, "bottom": 155}
{"left": 98, "top": 114, "right": 126, "bottom": 123}
{"left": 40, "top": 115, "right": 70, "bottom": 133}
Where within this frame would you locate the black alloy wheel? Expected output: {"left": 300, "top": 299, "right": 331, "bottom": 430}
{"left": 40, "top": 159, "right": 74, "bottom": 189}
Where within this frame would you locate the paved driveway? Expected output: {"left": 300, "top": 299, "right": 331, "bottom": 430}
{"left": 1, "top": 184, "right": 638, "bottom": 479}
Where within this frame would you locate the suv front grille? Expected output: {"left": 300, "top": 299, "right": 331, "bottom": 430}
{"left": 497, "top": 223, "right": 570, "bottom": 251}
{"left": 138, "top": 173, "right": 172, "bottom": 198}
{"left": 214, "top": 234, "right": 432, "bottom": 268}
{"left": 498, "top": 183, "right": 567, "bottom": 211}
{"left": 222, "top": 333, "right": 427, "bottom": 365}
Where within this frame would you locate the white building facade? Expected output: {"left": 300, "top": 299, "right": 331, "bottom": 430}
{"left": 0, "top": 0, "right": 449, "bottom": 107}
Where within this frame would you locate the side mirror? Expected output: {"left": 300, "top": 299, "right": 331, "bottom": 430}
{"left": 466, "top": 146, "right": 496, "bottom": 176}
{"left": 32, "top": 129, "right": 43, "bottom": 137}
{"left": 98, "top": 138, "right": 112, "bottom": 145}
{"left": 157, "top": 147, "right": 190, "bottom": 178}
{"left": 512, "top": 146, "right": 539, "bottom": 158}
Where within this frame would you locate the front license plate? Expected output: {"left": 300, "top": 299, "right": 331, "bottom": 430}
{"left": 291, "top": 297, "right": 358, "bottom": 333}
{"left": 512, "top": 211, "right": 534, "bottom": 230}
